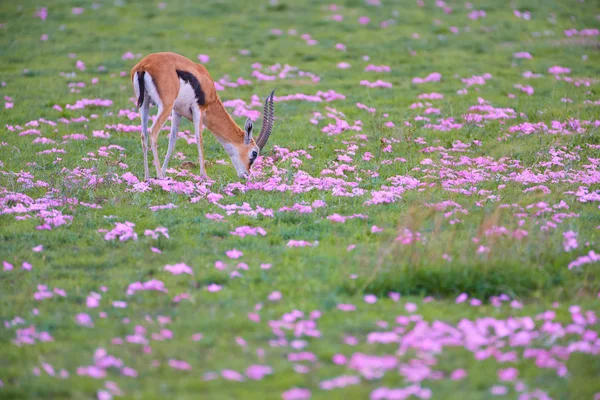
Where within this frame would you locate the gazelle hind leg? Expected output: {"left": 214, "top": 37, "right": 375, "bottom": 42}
{"left": 161, "top": 110, "right": 181, "bottom": 175}
{"left": 193, "top": 107, "right": 207, "bottom": 178}
{"left": 149, "top": 103, "right": 173, "bottom": 179}
{"left": 142, "top": 71, "right": 178, "bottom": 179}
{"left": 139, "top": 96, "right": 150, "bottom": 181}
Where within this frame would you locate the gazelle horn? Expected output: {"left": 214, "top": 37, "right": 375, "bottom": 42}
{"left": 256, "top": 89, "right": 275, "bottom": 150}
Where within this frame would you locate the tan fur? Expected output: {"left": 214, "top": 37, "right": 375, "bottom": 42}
{"left": 131, "top": 52, "right": 258, "bottom": 178}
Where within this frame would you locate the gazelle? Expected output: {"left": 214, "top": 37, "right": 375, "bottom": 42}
{"left": 130, "top": 52, "right": 275, "bottom": 180}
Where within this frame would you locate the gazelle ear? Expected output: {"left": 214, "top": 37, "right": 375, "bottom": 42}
{"left": 244, "top": 117, "right": 253, "bottom": 144}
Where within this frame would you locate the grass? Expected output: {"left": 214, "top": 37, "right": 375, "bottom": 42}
{"left": 1, "top": 0, "right": 600, "bottom": 399}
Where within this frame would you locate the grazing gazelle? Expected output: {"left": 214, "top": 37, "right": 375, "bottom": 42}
{"left": 130, "top": 52, "right": 275, "bottom": 180}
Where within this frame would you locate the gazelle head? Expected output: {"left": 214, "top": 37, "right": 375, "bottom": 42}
{"left": 230, "top": 90, "right": 275, "bottom": 179}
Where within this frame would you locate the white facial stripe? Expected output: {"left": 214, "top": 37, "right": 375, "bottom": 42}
{"left": 220, "top": 142, "right": 248, "bottom": 177}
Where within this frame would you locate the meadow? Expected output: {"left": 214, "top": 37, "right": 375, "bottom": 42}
{"left": 1, "top": 0, "right": 599, "bottom": 399}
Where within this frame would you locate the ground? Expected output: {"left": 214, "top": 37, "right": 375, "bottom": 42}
{"left": 1, "top": 0, "right": 600, "bottom": 399}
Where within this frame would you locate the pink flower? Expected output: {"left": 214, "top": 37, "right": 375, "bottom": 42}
{"left": 103, "top": 221, "right": 137, "bottom": 242}
{"left": 164, "top": 263, "right": 193, "bottom": 275}
{"left": 514, "top": 84, "right": 534, "bottom": 96}
{"left": 328, "top": 214, "right": 347, "bottom": 223}
{"left": 412, "top": 72, "right": 442, "bottom": 84}
{"left": 332, "top": 354, "right": 347, "bottom": 365}
{"left": 490, "top": 385, "right": 508, "bottom": 396}
{"left": 287, "top": 240, "right": 317, "bottom": 248}
{"left": 168, "top": 359, "right": 191, "bottom": 370}
{"left": 126, "top": 279, "right": 167, "bottom": 296}
{"left": 268, "top": 291, "right": 282, "bottom": 301}
{"left": 405, "top": 303, "right": 417, "bottom": 313}
{"left": 230, "top": 226, "right": 267, "bottom": 238}
{"left": 192, "top": 333, "right": 203, "bottom": 341}
{"left": 450, "top": 369, "right": 467, "bottom": 380}
{"left": 32, "top": 245, "right": 44, "bottom": 252}
{"left": 364, "top": 294, "right": 377, "bottom": 304}
{"left": 144, "top": 226, "right": 169, "bottom": 239}
{"left": 360, "top": 79, "right": 393, "bottom": 88}
{"left": 498, "top": 368, "right": 518, "bottom": 381}
{"left": 222, "top": 369, "right": 244, "bottom": 381}
{"left": 198, "top": 54, "right": 210, "bottom": 63}
{"left": 215, "top": 261, "right": 227, "bottom": 270}
{"left": 282, "top": 388, "right": 311, "bottom": 400}
{"left": 337, "top": 304, "right": 356, "bottom": 312}
{"left": 97, "top": 390, "right": 112, "bottom": 400}
{"left": 477, "top": 245, "right": 489, "bottom": 254}
{"left": 35, "top": 7, "right": 48, "bottom": 21}
{"left": 121, "top": 367, "right": 137, "bottom": 377}
{"left": 246, "top": 364, "right": 272, "bottom": 380}
{"left": 548, "top": 65, "right": 570, "bottom": 75}
{"left": 22, "top": 262, "right": 32, "bottom": 271}
{"left": 113, "top": 301, "right": 127, "bottom": 308}
{"left": 562, "top": 231, "right": 578, "bottom": 252}
{"left": 568, "top": 250, "right": 600, "bottom": 270}
{"left": 468, "top": 9, "right": 486, "bottom": 20}
{"left": 337, "top": 62, "right": 351, "bottom": 69}
{"left": 514, "top": 52, "right": 532, "bottom": 59}
{"left": 510, "top": 300, "right": 523, "bottom": 309}
{"left": 205, "top": 213, "right": 224, "bottom": 221}
{"left": 226, "top": 249, "right": 243, "bottom": 259}
{"left": 365, "top": 64, "right": 391, "bottom": 72}
{"left": 206, "top": 284, "right": 222, "bottom": 292}
{"left": 455, "top": 293, "right": 468, "bottom": 303}
{"left": 358, "top": 16, "right": 370, "bottom": 24}
{"left": 86, "top": 293, "right": 101, "bottom": 308}
{"left": 75, "top": 313, "right": 94, "bottom": 327}
{"left": 371, "top": 225, "right": 383, "bottom": 233}
{"left": 389, "top": 292, "right": 400, "bottom": 301}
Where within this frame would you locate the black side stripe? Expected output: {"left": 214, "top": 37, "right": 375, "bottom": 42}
{"left": 136, "top": 71, "right": 145, "bottom": 108}
{"left": 176, "top": 70, "right": 206, "bottom": 106}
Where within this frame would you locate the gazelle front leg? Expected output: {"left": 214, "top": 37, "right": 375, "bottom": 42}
{"left": 161, "top": 110, "right": 181, "bottom": 176}
{"left": 193, "top": 107, "right": 208, "bottom": 178}
{"left": 139, "top": 96, "right": 150, "bottom": 181}
{"left": 149, "top": 103, "right": 173, "bottom": 179}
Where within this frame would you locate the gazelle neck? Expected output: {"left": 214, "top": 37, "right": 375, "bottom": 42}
{"left": 203, "top": 99, "right": 245, "bottom": 145}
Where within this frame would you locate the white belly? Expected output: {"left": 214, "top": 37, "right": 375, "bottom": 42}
{"left": 173, "top": 79, "right": 198, "bottom": 120}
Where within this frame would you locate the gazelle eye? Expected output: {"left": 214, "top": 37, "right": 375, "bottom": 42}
{"left": 251, "top": 151, "right": 258, "bottom": 159}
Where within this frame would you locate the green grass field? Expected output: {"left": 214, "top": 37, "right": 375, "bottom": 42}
{"left": 1, "top": 0, "right": 600, "bottom": 399}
